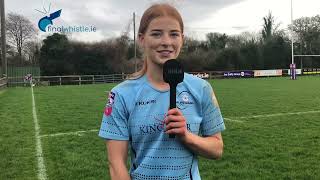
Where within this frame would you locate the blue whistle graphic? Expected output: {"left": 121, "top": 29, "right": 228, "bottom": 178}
{"left": 38, "top": 9, "right": 62, "bottom": 32}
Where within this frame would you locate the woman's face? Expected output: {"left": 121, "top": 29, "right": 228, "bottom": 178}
{"left": 139, "top": 16, "right": 183, "bottom": 66}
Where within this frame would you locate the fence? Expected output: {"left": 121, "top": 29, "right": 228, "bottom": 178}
{"left": 0, "top": 77, "right": 7, "bottom": 89}
{"left": 8, "top": 74, "right": 126, "bottom": 87}
{"left": 6, "top": 66, "right": 40, "bottom": 86}
{"left": 5, "top": 68, "right": 320, "bottom": 87}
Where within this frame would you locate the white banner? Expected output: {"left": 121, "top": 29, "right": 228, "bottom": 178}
{"left": 254, "top": 70, "right": 282, "bottom": 77}
{"left": 192, "top": 72, "right": 209, "bottom": 79}
{"left": 288, "top": 69, "right": 302, "bottom": 75}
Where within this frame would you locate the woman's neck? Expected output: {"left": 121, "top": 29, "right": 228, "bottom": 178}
{"left": 146, "top": 60, "right": 170, "bottom": 91}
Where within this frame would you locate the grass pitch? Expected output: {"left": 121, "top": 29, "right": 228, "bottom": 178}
{"left": 0, "top": 76, "right": 319, "bottom": 179}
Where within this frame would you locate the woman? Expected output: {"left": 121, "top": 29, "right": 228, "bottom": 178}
{"left": 99, "top": 3, "right": 225, "bottom": 180}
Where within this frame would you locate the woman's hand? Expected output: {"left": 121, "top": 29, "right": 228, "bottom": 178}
{"left": 165, "top": 108, "right": 224, "bottom": 159}
{"left": 165, "top": 108, "right": 188, "bottom": 138}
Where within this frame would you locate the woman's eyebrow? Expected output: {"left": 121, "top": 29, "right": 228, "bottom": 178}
{"left": 150, "top": 29, "right": 181, "bottom": 32}
{"left": 150, "top": 29, "right": 163, "bottom": 32}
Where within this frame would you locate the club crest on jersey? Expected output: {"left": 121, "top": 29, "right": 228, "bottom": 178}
{"left": 177, "top": 91, "right": 194, "bottom": 110}
{"left": 104, "top": 91, "right": 115, "bottom": 116}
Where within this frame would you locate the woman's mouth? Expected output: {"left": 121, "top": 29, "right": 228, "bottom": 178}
{"left": 157, "top": 50, "right": 173, "bottom": 57}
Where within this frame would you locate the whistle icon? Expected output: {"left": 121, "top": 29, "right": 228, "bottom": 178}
{"left": 38, "top": 9, "right": 62, "bottom": 32}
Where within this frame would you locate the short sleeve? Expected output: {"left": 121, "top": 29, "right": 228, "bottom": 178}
{"left": 99, "top": 90, "right": 129, "bottom": 140}
{"left": 200, "top": 81, "right": 226, "bottom": 136}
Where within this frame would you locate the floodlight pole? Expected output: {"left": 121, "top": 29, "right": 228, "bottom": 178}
{"left": 133, "top": 12, "right": 137, "bottom": 72}
{"left": 0, "top": 0, "right": 7, "bottom": 78}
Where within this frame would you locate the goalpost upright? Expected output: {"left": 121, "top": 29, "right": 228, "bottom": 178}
{"left": 290, "top": 0, "right": 296, "bottom": 80}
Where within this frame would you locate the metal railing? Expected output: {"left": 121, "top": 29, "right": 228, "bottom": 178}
{"left": 0, "top": 77, "right": 7, "bottom": 88}
{"left": 8, "top": 74, "right": 127, "bottom": 86}
{"left": 5, "top": 68, "right": 320, "bottom": 87}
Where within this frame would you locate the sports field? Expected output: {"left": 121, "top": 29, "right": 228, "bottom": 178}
{"left": 1, "top": 76, "right": 319, "bottom": 179}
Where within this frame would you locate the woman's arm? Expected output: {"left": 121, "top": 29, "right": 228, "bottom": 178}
{"left": 165, "top": 108, "right": 224, "bottom": 159}
{"left": 180, "top": 132, "right": 223, "bottom": 159}
{"left": 106, "top": 140, "right": 131, "bottom": 180}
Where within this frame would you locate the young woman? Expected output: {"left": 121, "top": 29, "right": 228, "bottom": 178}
{"left": 99, "top": 3, "right": 225, "bottom": 180}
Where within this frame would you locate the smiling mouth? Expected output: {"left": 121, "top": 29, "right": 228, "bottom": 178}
{"left": 157, "top": 50, "right": 174, "bottom": 57}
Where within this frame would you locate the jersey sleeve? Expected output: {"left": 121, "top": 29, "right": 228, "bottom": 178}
{"left": 99, "top": 89, "right": 129, "bottom": 140}
{"left": 200, "top": 81, "right": 226, "bottom": 136}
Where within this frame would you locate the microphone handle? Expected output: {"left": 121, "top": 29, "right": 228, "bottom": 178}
{"left": 169, "top": 84, "right": 177, "bottom": 138}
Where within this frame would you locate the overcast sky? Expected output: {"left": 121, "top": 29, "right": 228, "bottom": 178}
{"left": 5, "top": 0, "right": 320, "bottom": 42}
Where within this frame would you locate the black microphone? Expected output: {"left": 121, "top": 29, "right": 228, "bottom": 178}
{"left": 163, "top": 59, "right": 184, "bottom": 138}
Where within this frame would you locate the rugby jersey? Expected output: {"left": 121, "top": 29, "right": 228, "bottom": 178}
{"left": 99, "top": 73, "right": 225, "bottom": 180}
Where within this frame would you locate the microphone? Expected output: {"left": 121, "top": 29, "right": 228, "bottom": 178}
{"left": 163, "top": 59, "right": 184, "bottom": 138}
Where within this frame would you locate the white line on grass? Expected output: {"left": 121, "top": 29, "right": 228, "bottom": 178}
{"left": 224, "top": 110, "right": 320, "bottom": 123}
{"left": 235, "top": 110, "right": 320, "bottom": 119}
{"left": 40, "top": 129, "right": 99, "bottom": 138}
{"left": 31, "top": 86, "right": 47, "bottom": 180}
{"left": 37, "top": 111, "right": 320, "bottom": 139}
{"left": 224, "top": 117, "right": 244, "bottom": 123}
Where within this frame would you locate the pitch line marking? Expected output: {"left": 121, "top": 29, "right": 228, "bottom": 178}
{"left": 40, "top": 129, "right": 99, "bottom": 138}
{"left": 38, "top": 111, "right": 320, "bottom": 138}
{"left": 224, "top": 117, "right": 244, "bottom": 123}
{"left": 31, "top": 86, "right": 47, "bottom": 180}
{"left": 234, "top": 110, "right": 320, "bottom": 119}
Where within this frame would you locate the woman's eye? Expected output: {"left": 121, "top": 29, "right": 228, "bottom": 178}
{"left": 151, "top": 32, "right": 161, "bottom": 37}
{"left": 171, "top": 33, "right": 180, "bottom": 37}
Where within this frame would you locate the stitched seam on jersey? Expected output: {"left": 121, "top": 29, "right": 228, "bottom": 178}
{"left": 103, "top": 121, "right": 128, "bottom": 129}
{"left": 201, "top": 121, "right": 225, "bottom": 132}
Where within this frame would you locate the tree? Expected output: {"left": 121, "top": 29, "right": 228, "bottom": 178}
{"left": 291, "top": 15, "right": 320, "bottom": 55}
{"left": 206, "top": 32, "right": 228, "bottom": 50}
{"left": 262, "top": 12, "right": 274, "bottom": 42}
{"left": 6, "top": 13, "right": 37, "bottom": 64}
{"left": 24, "top": 41, "right": 41, "bottom": 65}
{"left": 261, "top": 35, "right": 291, "bottom": 69}
{"left": 39, "top": 33, "right": 71, "bottom": 75}
{"left": 240, "top": 40, "right": 262, "bottom": 69}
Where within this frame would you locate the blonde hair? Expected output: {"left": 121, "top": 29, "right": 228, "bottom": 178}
{"left": 128, "top": 3, "right": 184, "bottom": 79}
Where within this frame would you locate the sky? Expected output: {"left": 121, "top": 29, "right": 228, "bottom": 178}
{"left": 4, "top": 0, "right": 320, "bottom": 42}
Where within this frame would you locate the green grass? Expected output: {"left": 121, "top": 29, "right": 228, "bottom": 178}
{"left": 0, "top": 77, "right": 320, "bottom": 179}
{"left": 0, "top": 88, "right": 37, "bottom": 179}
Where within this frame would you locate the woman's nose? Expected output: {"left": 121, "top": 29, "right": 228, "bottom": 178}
{"left": 160, "top": 34, "right": 172, "bottom": 46}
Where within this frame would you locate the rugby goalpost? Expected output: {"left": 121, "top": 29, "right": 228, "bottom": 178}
{"left": 290, "top": 0, "right": 320, "bottom": 79}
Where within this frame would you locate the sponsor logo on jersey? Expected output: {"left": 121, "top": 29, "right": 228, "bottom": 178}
{"left": 135, "top": 99, "right": 156, "bottom": 106}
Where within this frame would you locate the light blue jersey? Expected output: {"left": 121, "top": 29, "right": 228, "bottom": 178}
{"left": 99, "top": 73, "right": 225, "bottom": 180}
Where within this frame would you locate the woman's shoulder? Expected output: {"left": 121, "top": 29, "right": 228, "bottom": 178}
{"left": 183, "top": 73, "right": 209, "bottom": 88}
{"left": 110, "top": 75, "right": 147, "bottom": 96}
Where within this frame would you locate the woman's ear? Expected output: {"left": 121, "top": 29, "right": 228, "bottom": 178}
{"left": 138, "top": 33, "right": 144, "bottom": 48}
{"left": 181, "top": 33, "right": 184, "bottom": 45}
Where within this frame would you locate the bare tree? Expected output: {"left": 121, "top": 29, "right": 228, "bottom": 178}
{"left": 24, "top": 41, "right": 41, "bottom": 65}
{"left": 6, "top": 12, "right": 37, "bottom": 64}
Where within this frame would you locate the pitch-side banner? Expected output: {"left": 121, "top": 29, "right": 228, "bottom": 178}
{"left": 302, "top": 68, "right": 320, "bottom": 75}
{"left": 191, "top": 72, "right": 209, "bottom": 79}
{"left": 223, "top": 71, "right": 254, "bottom": 78}
{"left": 254, "top": 70, "right": 282, "bottom": 77}
{"left": 288, "top": 69, "right": 302, "bottom": 75}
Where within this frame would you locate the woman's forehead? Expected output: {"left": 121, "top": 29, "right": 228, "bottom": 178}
{"left": 147, "top": 16, "right": 182, "bottom": 31}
